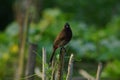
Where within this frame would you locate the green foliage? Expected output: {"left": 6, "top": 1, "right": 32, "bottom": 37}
{"left": 31, "top": 9, "right": 120, "bottom": 79}
{"left": 0, "top": 22, "right": 19, "bottom": 79}
{"left": 1, "top": 0, "right": 120, "bottom": 79}
{"left": 0, "top": 7, "right": 120, "bottom": 79}
{"left": 102, "top": 59, "right": 120, "bottom": 79}
{"left": 43, "top": 0, "right": 120, "bottom": 26}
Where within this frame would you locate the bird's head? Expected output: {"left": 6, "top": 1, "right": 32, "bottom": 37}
{"left": 64, "top": 23, "right": 70, "bottom": 29}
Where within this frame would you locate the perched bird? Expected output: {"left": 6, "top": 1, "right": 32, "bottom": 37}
{"left": 49, "top": 23, "right": 72, "bottom": 63}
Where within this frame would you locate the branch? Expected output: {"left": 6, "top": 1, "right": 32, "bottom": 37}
{"left": 42, "top": 47, "right": 46, "bottom": 80}
{"left": 25, "top": 43, "right": 37, "bottom": 80}
{"left": 96, "top": 62, "right": 102, "bottom": 80}
{"left": 79, "top": 69, "right": 95, "bottom": 80}
{"left": 14, "top": 2, "right": 30, "bottom": 80}
{"left": 57, "top": 47, "right": 66, "bottom": 80}
{"left": 66, "top": 54, "right": 74, "bottom": 80}
{"left": 35, "top": 67, "right": 42, "bottom": 78}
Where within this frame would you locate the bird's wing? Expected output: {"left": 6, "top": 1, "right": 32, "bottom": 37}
{"left": 53, "top": 30, "right": 66, "bottom": 46}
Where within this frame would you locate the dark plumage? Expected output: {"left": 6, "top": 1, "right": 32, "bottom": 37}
{"left": 49, "top": 23, "right": 72, "bottom": 63}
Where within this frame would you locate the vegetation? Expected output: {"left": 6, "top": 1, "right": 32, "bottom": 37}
{"left": 0, "top": 0, "right": 120, "bottom": 80}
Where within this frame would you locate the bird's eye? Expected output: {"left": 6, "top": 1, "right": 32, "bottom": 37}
{"left": 66, "top": 25, "right": 69, "bottom": 28}
{"left": 65, "top": 23, "right": 70, "bottom": 28}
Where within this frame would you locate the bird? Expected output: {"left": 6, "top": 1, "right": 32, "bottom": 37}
{"left": 49, "top": 23, "right": 72, "bottom": 64}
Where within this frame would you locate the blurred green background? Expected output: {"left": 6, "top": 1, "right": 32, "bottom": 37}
{"left": 0, "top": 0, "right": 120, "bottom": 80}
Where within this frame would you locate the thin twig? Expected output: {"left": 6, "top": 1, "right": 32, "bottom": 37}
{"left": 66, "top": 54, "right": 74, "bottom": 80}
{"left": 96, "top": 62, "right": 102, "bottom": 80}
{"left": 15, "top": 5, "right": 30, "bottom": 80}
{"left": 35, "top": 67, "right": 42, "bottom": 78}
{"left": 51, "top": 65, "right": 56, "bottom": 80}
{"left": 79, "top": 69, "right": 95, "bottom": 80}
{"left": 51, "top": 55, "right": 56, "bottom": 80}
{"left": 42, "top": 47, "right": 46, "bottom": 80}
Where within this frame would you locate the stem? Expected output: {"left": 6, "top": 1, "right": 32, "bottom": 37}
{"left": 42, "top": 47, "right": 46, "bottom": 80}
{"left": 57, "top": 47, "right": 66, "bottom": 80}
{"left": 66, "top": 54, "right": 74, "bottom": 80}
{"left": 96, "top": 62, "right": 102, "bottom": 80}
{"left": 25, "top": 43, "right": 37, "bottom": 80}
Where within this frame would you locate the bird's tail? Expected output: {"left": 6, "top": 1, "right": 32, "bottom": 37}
{"left": 49, "top": 49, "right": 56, "bottom": 64}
